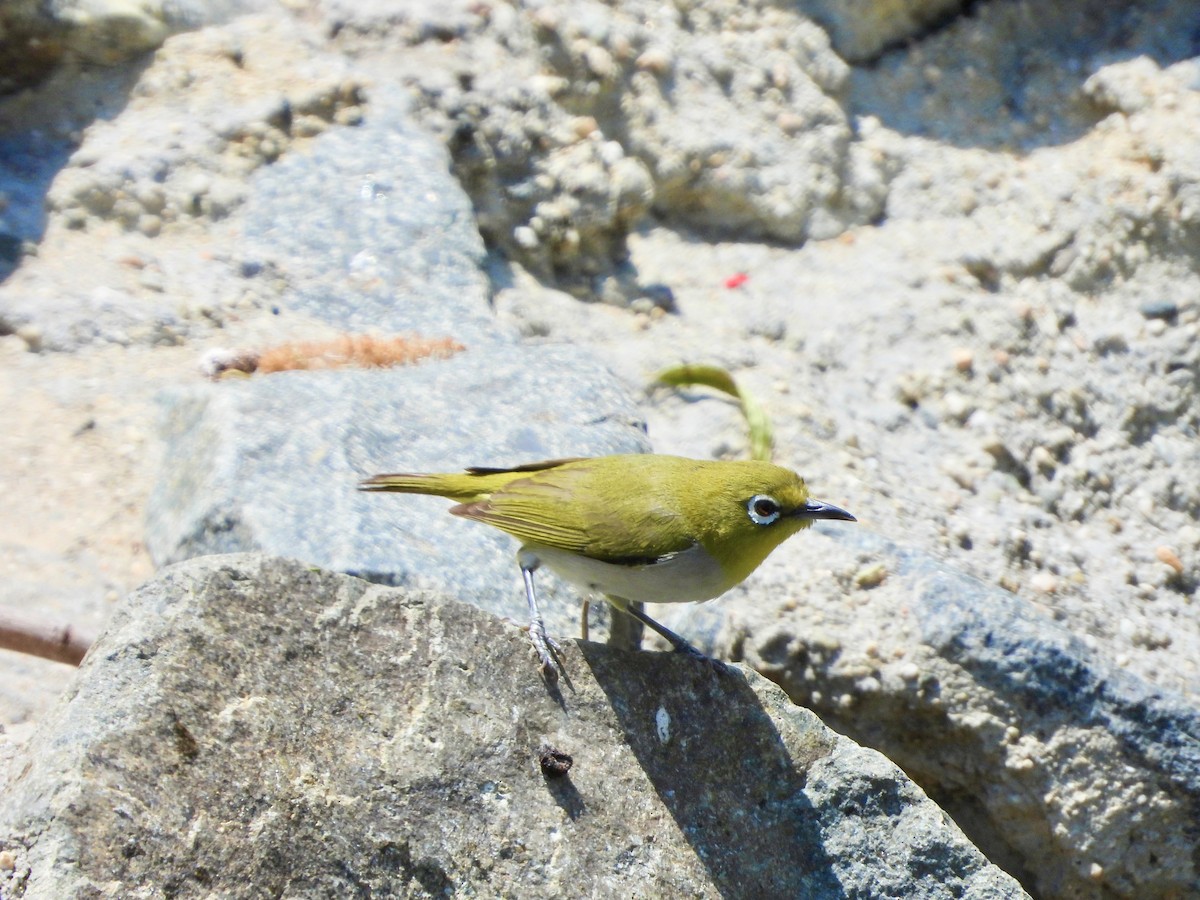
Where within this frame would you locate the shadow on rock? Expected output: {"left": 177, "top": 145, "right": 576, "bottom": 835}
{"left": 580, "top": 644, "right": 844, "bottom": 899}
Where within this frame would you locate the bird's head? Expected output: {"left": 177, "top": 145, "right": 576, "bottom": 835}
{"left": 693, "top": 460, "right": 856, "bottom": 584}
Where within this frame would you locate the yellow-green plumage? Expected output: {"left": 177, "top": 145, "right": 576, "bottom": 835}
{"left": 360, "top": 454, "right": 855, "bottom": 673}
{"left": 362, "top": 454, "right": 852, "bottom": 600}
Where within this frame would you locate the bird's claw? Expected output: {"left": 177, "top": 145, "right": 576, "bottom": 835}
{"left": 673, "top": 640, "right": 707, "bottom": 660}
{"left": 670, "top": 638, "right": 731, "bottom": 675}
{"left": 527, "top": 618, "right": 564, "bottom": 685}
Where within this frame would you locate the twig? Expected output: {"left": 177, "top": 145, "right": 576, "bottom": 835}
{"left": 0, "top": 610, "right": 94, "bottom": 666}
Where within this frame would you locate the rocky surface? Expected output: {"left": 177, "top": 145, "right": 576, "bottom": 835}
{"left": 0, "top": 0, "right": 249, "bottom": 93}
{"left": 0, "top": 14, "right": 366, "bottom": 344}
{"left": 796, "top": 0, "right": 968, "bottom": 63}
{"left": 2, "top": 1, "right": 1200, "bottom": 897}
{"left": 667, "top": 527, "right": 1200, "bottom": 897}
{"left": 0, "top": 555, "right": 1028, "bottom": 899}
{"left": 147, "top": 350, "right": 650, "bottom": 639}
{"left": 377, "top": 0, "right": 887, "bottom": 296}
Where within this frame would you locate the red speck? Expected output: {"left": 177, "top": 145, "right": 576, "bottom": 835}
{"left": 724, "top": 272, "right": 749, "bottom": 289}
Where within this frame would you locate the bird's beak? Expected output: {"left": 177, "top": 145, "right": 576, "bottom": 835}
{"left": 794, "top": 499, "right": 856, "bottom": 522}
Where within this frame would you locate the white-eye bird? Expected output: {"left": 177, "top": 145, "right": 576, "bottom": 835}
{"left": 359, "top": 454, "right": 855, "bottom": 679}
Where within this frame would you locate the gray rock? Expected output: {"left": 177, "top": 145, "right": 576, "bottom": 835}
{"left": 848, "top": 1, "right": 1200, "bottom": 151}
{"left": 0, "top": 14, "right": 368, "bottom": 350}
{"left": 45, "top": 17, "right": 365, "bottom": 234}
{"left": 0, "top": 554, "right": 1029, "bottom": 898}
{"left": 366, "top": 0, "right": 887, "bottom": 299}
{"left": 700, "top": 527, "right": 1200, "bottom": 899}
{"left": 240, "top": 91, "right": 502, "bottom": 346}
{"left": 146, "top": 346, "right": 650, "bottom": 639}
{"left": 0, "top": 23, "right": 493, "bottom": 349}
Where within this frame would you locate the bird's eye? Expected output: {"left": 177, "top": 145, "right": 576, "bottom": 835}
{"left": 747, "top": 494, "right": 781, "bottom": 525}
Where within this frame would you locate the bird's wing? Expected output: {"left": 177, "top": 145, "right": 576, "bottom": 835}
{"left": 450, "top": 462, "right": 695, "bottom": 562}
{"left": 464, "top": 457, "right": 586, "bottom": 475}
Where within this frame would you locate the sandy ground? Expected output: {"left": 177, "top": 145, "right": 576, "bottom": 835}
{"left": 0, "top": 309, "right": 353, "bottom": 726}
{"left": 0, "top": 338, "right": 174, "bottom": 724}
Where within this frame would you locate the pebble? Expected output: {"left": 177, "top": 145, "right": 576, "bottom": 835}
{"left": 1140, "top": 300, "right": 1178, "bottom": 321}
{"left": 639, "top": 283, "right": 676, "bottom": 311}
{"left": 569, "top": 115, "right": 599, "bottom": 139}
{"left": 943, "top": 459, "right": 979, "bottom": 491}
{"left": 635, "top": 47, "right": 671, "bottom": 75}
{"left": 1030, "top": 572, "right": 1059, "bottom": 593}
{"left": 584, "top": 45, "right": 616, "bottom": 79}
{"left": 16, "top": 324, "right": 43, "bottom": 351}
{"left": 1155, "top": 546, "right": 1184, "bottom": 574}
{"left": 138, "top": 214, "right": 163, "bottom": 237}
{"left": 1031, "top": 445, "right": 1056, "bottom": 472}
{"left": 139, "top": 270, "right": 166, "bottom": 292}
{"left": 513, "top": 226, "right": 539, "bottom": 249}
{"left": 746, "top": 317, "right": 787, "bottom": 342}
{"left": 1093, "top": 332, "right": 1129, "bottom": 355}
{"left": 942, "top": 391, "right": 974, "bottom": 422}
{"left": 777, "top": 112, "right": 806, "bottom": 134}
{"left": 531, "top": 6, "right": 558, "bottom": 29}
{"left": 854, "top": 563, "right": 888, "bottom": 589}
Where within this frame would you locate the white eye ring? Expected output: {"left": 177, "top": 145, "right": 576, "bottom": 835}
{"left": 747, "top": 494, "right": 782, "bottom": 525}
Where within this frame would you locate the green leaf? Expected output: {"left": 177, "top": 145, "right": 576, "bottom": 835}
{"left": 652, "top": 364, "right": 775, "bottom": 461}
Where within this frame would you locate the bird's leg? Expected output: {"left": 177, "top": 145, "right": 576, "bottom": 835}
{"left": 518, "top": 551, "right": 562, "bottom": 683}
{"left": 604, "top": 597, "right": 644, "bottom": 651}
{"left": 580, "top": 598, "right": 590, "bottom": 642}
{"left": 607, "top": 597, "right": 706, "bottom": 660}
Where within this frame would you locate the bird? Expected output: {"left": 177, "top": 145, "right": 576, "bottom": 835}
{"left": 360, "top": 454, "right": 855, "bottom": 680}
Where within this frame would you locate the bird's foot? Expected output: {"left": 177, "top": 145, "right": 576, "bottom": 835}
{"left": 668, "top": 637, "right": 731, "bottom": 674}
{"left": 527, "top": 618, "right": 564, "bottom": 686}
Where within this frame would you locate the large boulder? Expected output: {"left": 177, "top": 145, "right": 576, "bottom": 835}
{"left": 0, "top": 554, "right": 1028, "bottom": 898}
{"left": 146, "top": 346, "right": 651, "bottom": 641}
{"left": 660, "top": 525, "right": 1200, "bottom": 898}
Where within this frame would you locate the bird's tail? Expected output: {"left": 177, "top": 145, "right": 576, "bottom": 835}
{"left": 358, "top": 472, "right": 481, "bottom": 501}
{"left": 360, "top": 458, "right": 581, "bottom": 501}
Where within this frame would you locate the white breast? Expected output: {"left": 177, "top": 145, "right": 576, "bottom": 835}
{"left": 524, "top": 543, "right": 731, "bottom": 604}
